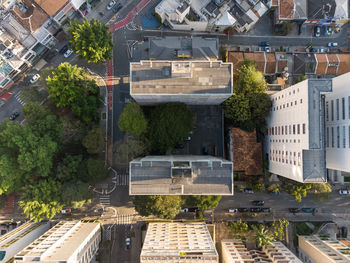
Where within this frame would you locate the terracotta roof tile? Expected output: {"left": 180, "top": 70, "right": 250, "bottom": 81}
{"left": 315, "top": 54, "right": 327, "bottom": 74}
{"left": 326, "top": 54, "right": 339, "bottom": 75}
{"left": 279, "top": 0, "right": 294, "bottom": 19}
{"left": 337, "top": 54, "right": 350, "bottom": 75}
{"left": 244, "top": 52, "right": 265, "bottom": 72}
{"left": 34, "top": 0, "right": 69, "bottom": 16}
{"left": 227, "top": 51, "right": 244, "bottom": 72}
{"left": 272, "top": 0, "right": 278, "bottom": 6}
{"left": 265, "top": 53, "right": 276, "bottom": 74}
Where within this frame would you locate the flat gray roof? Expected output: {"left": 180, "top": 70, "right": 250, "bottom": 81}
{"left": 130, "top": 60, "right": 232, "bottom": 95}
{"left": 129, "top": 155, "right": 233, "bottom": 195}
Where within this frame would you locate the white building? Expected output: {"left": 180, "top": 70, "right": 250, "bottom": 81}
{"left": 130, "top": 60, "right": 233, "bottom": 105}
{"left": 140, "top": 222, "right": 218, "bottom": 263}
{"left": 267, "top": 79, "right": 332, "bottom": 183}
{"left": 325, "top": 73, "right": 350, "bottom": 184}
{"left": 262, "top": 242, "right": 303, "bottom": 263}
{"left": 0, "top": 222, "right": 51, "bottom": 263}
{"left": 14, "top": 221, "right": 101, "bottom": 263}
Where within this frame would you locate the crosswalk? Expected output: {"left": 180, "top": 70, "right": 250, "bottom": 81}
{"left": 112, "top": 173, "right": 129, "bottom": 186}
{"left": 14, "top": 92, "right": 25, "bottom": 106}
{"left": 115, "top": 214, "right": 134, "bottom": 225}
{"left": 99, "top": 194, "right": 110, "bottom": 206}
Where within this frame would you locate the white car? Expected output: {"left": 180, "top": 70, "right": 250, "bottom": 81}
{"left": 107, "top": 0, "right": 116, "bottom": 10}
{"left": 64, "top": 49, "right": 73, "bottom": 58}
{"left": 328, "top": 42, "right": 338, "bottom": 47}
{"left": 125, "top": 237, "right": 131, "bottom": 249}
{"left": 228, "top": 208, "right": 238, "bottom": 213}
{"left": 339, "top": 190, "right": 349, "bottom": 195}
{"left": 30, "top": 74, "right": 40, "bottom": 84}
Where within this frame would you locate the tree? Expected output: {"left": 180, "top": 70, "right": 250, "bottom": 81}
{"left": 61, "top": 180, "right": 92, "bottom": 208}
{"left": 20, "top": 86, "right": 42, "bottom": 103}
{"left": 296, "top": 75, "right": 306, "bottom": 84}
{"left": 291, "top": 183, "right": 311, "bottom": 202}
{"left": 252, "top": 224, "right": 275, "bottom": 248}
{"left": 223, "top": 93, "right": 251, "bottom": 124}
{"left": 228, "top": 220, "right": 248, "bottom": 238}
{"left": 309, "top": 183, "right": 332, "bottom": 194}
{"left": 22, "top": 102, "right": 50, "bottom": 121}
{"left": 249, "top": 92, "right": 272, "bottom": 129}
{"left": 234, "top": 60, "right": 267, "bottom": 94}
{"left": 19, "top": 178, "right": 63, "bottom": 222}
{"left": 148, "top": 103, "right": 194, "bottom": 152}
{"left": 114, "top": 135, "right": 149, "bottom": 166}
{"left": 185, "top": 195, "right": 221, "bottom": 210}
{"left": 118, "top": 102, "right": 148, "bottom": 136}
{"left": 78, "top": 158, "right": 108, "bottom": 183}
{"left": 271, "top": 219, "right": 289, "bottom": 241}
{"left": 133, "top": 195, "right": 183, "bottom": 219}
{"left": 56, "top": 155, "right": 83, "bottom": 181}
{"left": 68, "top": 19, "right": 113, "bottom": 63}
{"left": 82, "top": 127, "right": 105, "bottom": 154}
{"left": 267, "top": 184, "right": 280, "bottom": 193}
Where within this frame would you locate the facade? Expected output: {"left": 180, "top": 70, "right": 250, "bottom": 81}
{"left": 14, "top": 221, "right": 101, "bottom": 263}
{"left": 262, "top": 242, "right": 303, "bottom": 263}
{"left": 266, "top": 79, "right": 333, "bottom": 183}
{"left": 0, "top": 222, "right": 51, "bottom": 263}
{"left": 325, "top": 73, "right": 350, "bottom": 183}
{"left": 129, "top": 155, "right": 233, "bottom": 195}
{"left": 130, "top": 60, "right": 233, "bottom": 105}
{"left": 140, "top": 222, "right": 218, "bottom": 263}
{"left": 299, "top": 235, "right": 350, "bottom": 263}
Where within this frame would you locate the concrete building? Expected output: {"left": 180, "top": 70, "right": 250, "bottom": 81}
{"left": 325, "top": 73, "right": 350, "bottom": 183}
{"left": 262, "top": 242, "right": 303, "bottom": 263}
{"left": 130, "top": 60, "right": 233, "bottom": 105}
{"left": 129, "top": 155, "right": 233, "bottom": 195}
{"left": 0, "top": 222, "right": 51, "bottom": 263}
{"left": 140, "top": 222, "right": 218, "bottom": 263}
{"left": 299, "top": 235, "right": 350, "bottom": 263}
{"left": 266, "top": 79, "right": 333, "bottom": 183}
{"left": 14, "top": 221, "right": 101, "bottom": 263}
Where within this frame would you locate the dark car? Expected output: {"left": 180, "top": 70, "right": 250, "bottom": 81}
{"left": 342, "top": 226, "right": 348, "bottom": 238}
{"left": 289, "top": 208, "right": 301, "bottom": 213}
{"left": 202, "top": 147, "right": 208, "bottom": 155}
{"left": 250, "top": 207, "right": 262, "bottom": 213}
{"left": 113, "top": 3, "right": 122, "bottom": 13}
{"left": 262, "top": 207, "right": 271, "bottom": 213}
{"left": 242, "top": 188, "right": 254, "bottom": 194}
{"left": 252, "top": 200, "right": 265, "bottom": 206}
{"left": 9, "top": 112, "right": 19, "bottom": 120}
{"left": 259, "top": 41, "right": 269, "bottom": 46}
{"left": 238, "top": 208, "right": 249, "bottom": 212}
{"left": 301, "top": 208, "right": 314, "bottom": 213}
{"left": 337, "top": 227, "right": 342, "bottom": 238}
{"left": 59, "top": 45, "right": 69, "bottom": 54}
{"left": 175, "top": 144, "right": 184, "bottom": 149}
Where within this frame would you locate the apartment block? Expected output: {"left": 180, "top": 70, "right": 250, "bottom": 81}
{"left": 266, "top": 79, "right": 332, "bottom": 183}
{"left": 0, "top": 222, "right": 51, "bottom": 263}
{"left": 129, "top": 155, "right": 233, "bottom": 195}
{"left": 325, "top": 72, "right": 350, "bottom": 183}
{"left": 130, "top": 60, "right": 232, "bottom": 105}
{"left": 14, "top": 221, "right": 101, "bottom": 263}
{"left": 299, "top": 235, "right": 350, "bottom": 263}
{"left": 140, "top": 222, "right": 218, "bottom": 263}
{"left": 262, "top": 242, "right": 303, "bottom": 263}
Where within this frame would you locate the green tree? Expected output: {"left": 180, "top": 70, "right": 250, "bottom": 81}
{"left": 309, "top": 183, "right": 332, "bottom": 194}
{"left": 267, "top": 184, "right": 280, "bottom": 193}
{"left": 296, "top": 75, "right": 306, "bottom": 83}
{"left": 78, "top": 158, "right": 108, "bottom": 183}
{"left": 118, "top": 102, "right": 148, "bottom": 136}
{"left": 271, "top": 218, "right": 289, "bottom": 241}
{"left": 61, "top": 180, "right": 92, "bottom": 208}
{"left": 68, "top": 19, "right": 113, "bottom": 63}
{"left": 223, "top": 93, "right": 251, "bottom": 124}
{"left": 56, "top": 155, "right": 83, "bottom": 181}
{"left": 19, "top": 178, "right": 63, "bottom": 222}
{"left": 133, "top": 195, "right": 183, "bottom": 219}
{"left": 252, "top": 224, "right": 275, "bottom": 248}
{"left": 234, "top": 60, "right": 267, "bottom": 94}
{"left": 20, "top": 86, "right": 42, "bottom": 103}
{"left": 228, "top": 220, "right": 248, "bottom": 238}
{"left": 82, "top": 127, "right": 105, "bottom": 154}
{"left": 249, "top": 92, "right": 272, "bottom": 129}
{"left": 185, "top": 195, "right": 221, "bottom": 210}
{"left": 148, "top": 103, "right": 194, "bottom": 152}
{"left": 114, "top": 135, "right": 149, "bottom": 166}
{"left": 22, "top": 102, "right": 50, "bottom": 121}
{"left": 291, "top": 183, "right": 311, "bottom": 202}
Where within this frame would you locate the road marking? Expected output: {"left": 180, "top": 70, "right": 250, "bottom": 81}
{"left": 99, "top": 194, "right": 111, "bottom": 206}
{"left": 14, "top": 92, "right": 26, "bottom": 106}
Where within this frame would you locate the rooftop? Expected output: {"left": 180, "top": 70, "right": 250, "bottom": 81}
{"left": 130, "top": 60, "right": 232, "bottom": 95}
{"left": 129, "top": 155, "right": 233, "bottom": 195}
{"left": 279, "top": 0, "right": 307, "bottom": 19}
{"left": 308, "top": 0, "right": 348, "bottom": 20}
{"left": 33, "top": 0, "right": 68, "bottom": 16}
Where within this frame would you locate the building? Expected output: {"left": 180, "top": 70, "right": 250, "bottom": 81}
{"left": 154, "top": 0, "right": 268, "bottom": 33}
{"left": 266, "top": 79, "right": 332, "bottom": 183}
{"left": 274, "top": 0, "right": 307, "bottom": 24}
{"left": 325, "top": 73, "right": 350, "bottom": 183}
{"left": 0, "top": 222, "right": 51, "bottom": 263}
{"left": 140, "top": 222, "right": 218, "bottom": 263}
{"left": 14, "top": 221, "right": 101, "bottom": 263}
{"left": 221, "top": 239, "right": 301, "bottom": 263}
{"left": 299, "top": 235, "right": 350, "bottom": 263}
{"left": 130, "top": 60, "right": 233, "bottom": 105}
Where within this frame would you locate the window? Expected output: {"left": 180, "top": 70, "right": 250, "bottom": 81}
{"left": 303, "top": 123, "right": 306, "bottom": 134}
{"left": 278, "top": 126, "right": 280, "bottom": 135}
{"left": 332, "top": 127, "right": 334, "bottom": 147}
{"left": 293, "top": 125, "right": 295, "bottom": 134}
{"left": 331, "top": 100, "right": 334, "bottom": 121}
{"left": 285, "top": 125, "right": 288, "bottom": 135}
{"left": 342, "top": 97, "right": 345, "bottom": 120}
{"left": 337, "top": 126, "right": 340, "bottom": 148}
{"left": 327, "top": 127, "right": 329, "bottom": 147}
{"left": 336, "top": 99, "right": 339, "bottom": 120}
{"left": 297, "top": 124, "right": 300, "bottom": 134}
{"left": 343, "top": 126, "right": 346, "bottom": 148}
{"left": 348, "top": 96, "right": 350, "bottom": 119}
{"left": 300, "top": 99, "right": 303, "bottom": 104}
{"left": 289, "top": 125, "right": 291, "bottom": 134}
{"left": 326, "top": 101, "right": 329, "bottom": 121}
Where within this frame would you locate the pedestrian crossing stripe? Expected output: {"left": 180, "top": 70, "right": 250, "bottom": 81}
{"left": 14, "top": 92, "right": 26, "bottom": 106}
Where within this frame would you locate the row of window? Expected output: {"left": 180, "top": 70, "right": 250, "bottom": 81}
{"left": 272, "top": 87, "right": 300, "bottom": 102}
{"left": 272, "top": 99, "right": 303, "bottom": 112}
{"left": 326, "top": 126, "right": 350, "bottom": 149}
{"left": 270, "top": 139, "right": 301, "bottom": 144}
{"left": 326, "top": 96, "right": 350, "bottom": 122}
{"left": 269, "top": 149, "right": 301, "bottom": 166}
{"left": 268, "top": 124, "right": 306, "bottom": 136}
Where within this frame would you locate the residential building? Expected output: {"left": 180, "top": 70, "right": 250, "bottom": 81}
{"left": 130, "top": 60, "right": 232, "bottom": 105}
{"left": 299, "top": 235, "right": 350, "bottom": 263}
{"left": 0, "top": 222, "right": 51, "bottom": 263}
{"left": 129, "top": 155, "right": 233, "bottom": 195}
{"left": 274, "top": 0, "right": 307, "bottom": 24}
{"left": 325, "top": 72, "right": 350, "bottom": 183}
{"left": 155, "top": 0, "right": 268, "bottom": 33}
{"left": 266, "top": 79, "right": 333, "bottom": 183}
{"left": 221, "top": 239, "right": 258, "bottom": 263}
{"left": 14, "top": 221, "right": 101, "bottom": 263}
{"left": 140, "top": 222, "right": 218, "bottom": 263}
{"left": 262, "top": 242, "right": 303, "bottom": 263}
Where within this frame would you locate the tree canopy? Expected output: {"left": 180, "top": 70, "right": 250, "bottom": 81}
{"left": 185, "top": 195, "right": 222, "bottom": 210}
{"left": 133, "top": 195, "right": 183, "bottom": 219}
{"left": 20, "top": 86, "right": 42, "bottom": 103}
{"left": 118, "top": 102, "right": 148, "bottom": 136}
{"left": 234, "top": 60, "right": 267, "bottom": 94}
{"left": 61, "top": 180, "right": 92, "bottom": 208}
{"left": 68, "top": 19, "right": 113, "bottom": 63}
{"left": 82, "top": 126, "right": 105, "bottom": 154}
{"left": 148, "top": 103, "right": 194, "bottom": 152}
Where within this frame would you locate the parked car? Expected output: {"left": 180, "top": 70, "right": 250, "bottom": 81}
{"left": 265, "top": 47, "right": 270, "bottom": 52}
{"left": 339, "top": 189, "right": 349, "bottom": 195}
{"left": 64, "top": 49, "right": 73, "bottom": 58}
{"left": 113, "top": 3, "right": 122, "bottom": 13}
{"left": 238, "top": 208, "right": 249, "bottom": 212}
{"left": 9, "top": 112, "right": 19, "bottom": 120}
{"left": 314, "top": 26, "right": 321, "bottom": 37}
{"left": 317, "top": 48, "right": 325, "bottom": 53}
{"left": 259, "top": 41, "right": 269, "bottom": 46}
{"left": 328, "top": 42, "right": 338, "bottom": 47}
{"left": 125, "top": 237, "right": 131, "bottom": 249}
{"left": 174, "top": 144, "right": 184, "bottom": 149}
{"left": 327, "top": 26, "right": 333, "bottom": 35}
{"left": 181, "top": 207, "right": 198, "bottom": 213}
{"left": 242, "top": 188, "right": 254, "bottom": 194}
{"left": 262, "top": 207, "right": 271, "bottom": 213}
{"left": 60, "top": 208, "right": 71, "bottom": 214}
{"left": 183, "top": 136, "right": 191, "bottom": 141}
{"left": 30, "top": 74, "right": 40, "bottom": 84}
{"left": 289, "top": 208, "right": 301, "bottom": 213}
{"left": 252, "top": 200, "right": 264, "bottom": 206}
{"left": 250, "top": 207, "right": 262, "bottom": 213}
{"left": 342, "top": 226, "right": 348, "bottom": 238}
{"left": 301, "top": 208, "right": 314, "bottom": 213}
{"left": 228, "top": 208, "right": 238, "bottom": 213}
{"left": 107, "top": 0, "right": 116, "bottom": 10}
{"left": 59, "top": 45, "right": 69, "bottom": 54}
